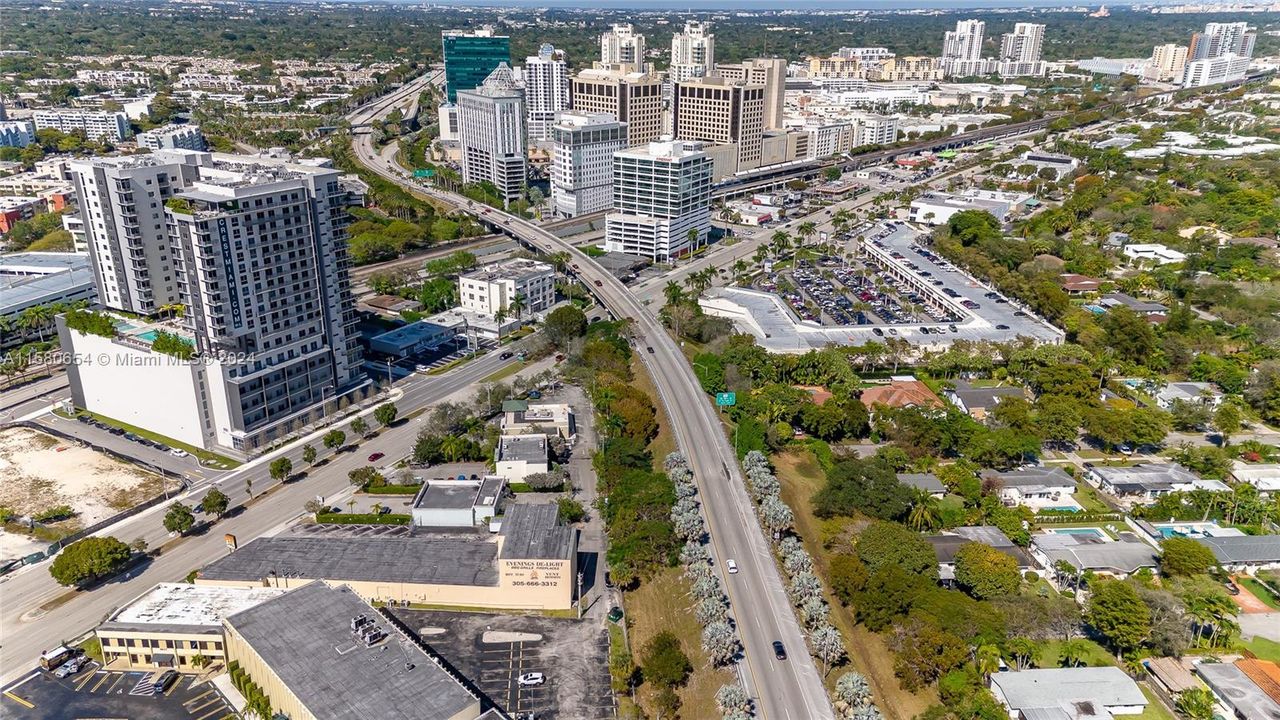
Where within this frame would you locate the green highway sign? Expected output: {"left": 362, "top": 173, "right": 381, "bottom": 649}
{"left": 715, "top": 392, "right": 736, "bottom": 407}
{"left": 413, "top": 168, "right": 434, "bottom": 178}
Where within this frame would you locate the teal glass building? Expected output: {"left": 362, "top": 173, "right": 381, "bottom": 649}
{"left": 442, "top": 30, "right": 512, "bottom": 103}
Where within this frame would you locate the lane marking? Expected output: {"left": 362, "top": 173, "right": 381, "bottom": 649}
{"left": 2, "top": 691, "right": 34, "bottom": 708}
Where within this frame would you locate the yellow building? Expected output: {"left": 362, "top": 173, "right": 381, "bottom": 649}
{"left": 96, "top": 583, "right": 287, "bottom": 672}
{"left": 223, "top": 582, "right": 498, "bottom": 720}
{"left": 196, "top": 504, "right": 577, "bottom": 610}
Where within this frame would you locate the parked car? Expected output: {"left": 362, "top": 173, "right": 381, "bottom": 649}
{"left": 169, "top": 448, "right": 189, "bottom": 458}
{"left": 153, "top": 670, "right": 178, "bottom": 695}
{"left": 53, "top": 655, "right": 86, "bottom": 678}
{"left": 518, "top": 672, "right": 546, "bottom": 686}
{"left": 646, "top": 346, "right": 655, "bottom": 354}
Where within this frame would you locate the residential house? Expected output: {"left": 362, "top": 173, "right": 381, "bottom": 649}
{"left": 1155, "top": 381, "right": 1222, "bottom": 410}
{"left": 1087, "top": 463, "right": 1227, "bottom": 503}
{"left": 982, "top": 467, "right": 1079, "bottom": 511}
{"left": 946, "top": 380, "right": 1026, "bottom": 422}
{"left": 989, "top": 667, "right": 1149, "bottom": 718}
{"left": 1194, "top": 535, "right": 1280, "bottom": 574}
{"left": 1231, "top": 462, "right": 1280, "bottom": 494}
{"left": 860, "top": 378, "right": 945, "bottom": 414}
{"left": 1195, "top": 659, "right": 1280, "bottom": 720}
{"left": 1059, "top": 273, "right": 1102, "bottom": 295}
{"left": 1099, "top": 292, "right": 1168, "bottom": 320}
{"left": 1122, "top": 243, "right": 1187, "bottom": 265}
{"left": 925, "top": 526, "right": 1039, "bottom": 583}
{"left": 897, "top": 473, "right": 946, "bottom": 497}
{"left": 1031, "top": 532, "right": 1160, "bottom": 579}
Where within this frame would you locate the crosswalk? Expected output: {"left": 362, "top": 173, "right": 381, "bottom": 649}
{"left": 128, "top": 675, "right": 156, "bottom": 696}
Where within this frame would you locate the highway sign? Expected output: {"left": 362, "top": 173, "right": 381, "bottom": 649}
{"left": 413, "top": 168, "right": 434, "bottom": 178}
{"left": 715, "top": 392, "right": 736, "bottom": 407}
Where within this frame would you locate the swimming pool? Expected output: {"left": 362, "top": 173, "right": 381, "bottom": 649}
{"left": 1043, "top": 506, "right": 1082, "bottom": 513}
{"left": 136, "top": 329, "right": 193, "bottom": 345}
{"left": 1050, "top": 527, "right": 1108, "bottom": 539}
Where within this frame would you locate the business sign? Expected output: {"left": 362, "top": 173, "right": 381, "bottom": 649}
{"left": 715, "top": 392, "right": 736, "bottom": 407}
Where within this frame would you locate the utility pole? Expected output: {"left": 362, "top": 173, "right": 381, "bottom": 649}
{"left": 576, "top": 571, "right": 585, "bottom": 620}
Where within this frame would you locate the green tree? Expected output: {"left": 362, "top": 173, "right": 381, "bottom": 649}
{"left": 351, "top": 416, "right": 369, "bottom": 437}
{"left": 1159, "top": 536, "right": 1219, "bottom": 577}
{"left": 953, "top": 542, "right": 1021, "bottom": 599}
{"left": 323, "top": 429, "right": 346, "bottom": 450}
{"left": 640, "top": 631, "right": 692, "bottom": 690}
{"left": 1086, "top": 579, "right": 1151, "bottom": 656}
{"left": 163, "top": 502, "right": 195, "bottom": 535}
{"left": 544, "top": 305, "right": 588, "bottom": 348}
{"left": 1175, "top": 688, "right": 1216, "bottom": 720}
{"left": 49, "top": 536, "right": 132, "bottom": 587}
{"left": 201, "top": 488, "right": 229, "bottom": 517}
{"left": 374, "top": 403, "right": 399, "bottom": 427}
{"left": 301, "top": 444, "right": 317, "bottom": 466}
{"left": 1214, "top": 403, "right": 1242, "bottom": 444}
{"left": 855, "top": 521, "right": 938, "bottom": 579}
{"left": 269, "top": 457, "right": 293, "bottom": 483}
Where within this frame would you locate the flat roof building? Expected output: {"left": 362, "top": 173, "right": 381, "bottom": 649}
{"left": 222, "top": 582, "right": 485, "bottom": 720}
{"left": 457, "top": 64, "right": 527, "bottom": 207}
{"left": 411, "top": 476, "right": 506, "bottom": 528}
{"left": 550, "top": 112, "right": 626, "bottom": 219}
{"left": 442, "top": 26, "right": 511, "bottom": 103}
{"left": 571, "top": 67, "right": 665, "bottom": 146}
{"left": 198, "top": 503, "right": 576, "bottom": 610}
{"left": 96, "top": 583, "right": 286, "bottom": 672}
{"left": 458, "top": 258, "right": 555, "bottom": 320}
{"left": 1195, "top": 660, "right": 1280, "bottom": 720}
{"left": 368, "top": 320, "right": 461, "bottom": 358}
{"left": 502, "top": 400, "right": 576, "bottom": 438}
{"left": 990, "top": 667, "right": 1148, "bottom": 718}
{"left": 605, "top": 139, "right": 713, "bottom": 262}
{"left": 0, "top": 253, "right": 97, "bottom": 339}
{"left": 136, "top": 124, "right": 207, "bottom": 152}
{"left": 673, "top": 75, "right": 766, "bottom": 173}
{"left": 495, "top": 434, "right": 550, "bottom": 483}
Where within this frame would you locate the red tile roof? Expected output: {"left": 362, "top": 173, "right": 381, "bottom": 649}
{"left": 860, "top": 381, "right": 944, "bottom": 411}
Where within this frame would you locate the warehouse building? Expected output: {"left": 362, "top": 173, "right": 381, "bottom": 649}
{"left": 196, "top": 504, "right": 576, "bottom": 610}
{"left": 96, "top": 583, "right": 286, "bottom": 672}
{"left": 223, "top": 582, "right": 496, "bottom": 720}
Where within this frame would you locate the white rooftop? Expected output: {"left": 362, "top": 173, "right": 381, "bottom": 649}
{"left": 991, "top": 667, "right": 1147, "bottom": 712}
{"left": 110, "top": 582, "right": 287, "bottom": 628}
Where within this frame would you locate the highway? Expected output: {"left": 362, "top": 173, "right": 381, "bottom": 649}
{"left": 354, "top": 113, "right": 835, "bottom": 720}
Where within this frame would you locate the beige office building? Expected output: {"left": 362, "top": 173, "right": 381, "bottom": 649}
{"left": 1147, "top": 44, "right": 1189, "bottom": 82}
{"left": 673, "top": 76, "right": 766, "bottom": 173}
{"left": 571, "top": 66, "right": 665, "bottom": 145}
{"left": 807, "top": 55, "right": 871, "bottom": 79}
{"left": 874, "top": 56, "right": 944, "bottom": 82}
{"left": 96, "top": 583, "right": 286, "bottom": 672}
{"left": 196, "top": 504, "right": 577, "bottom": 611}
{"left": 715, "top": 58, "right": 786, "bottom": 130}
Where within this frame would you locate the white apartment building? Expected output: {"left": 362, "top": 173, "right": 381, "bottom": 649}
{"left": 457, "top": 64, "right": 527, "bottom": 206}
{"left": 0, "top": 120, "right": 35, "bottom": 148}
{"left": 1146, "top": 44, "right": 1189, "bottom": 82}
{"left": 571, "top": 67, "right": 665, "bottom": 146}
{"left": 715, "top": 58, "right": 787, "bottom": 131}
{"left": 550, "top": 112, "right": 627, "bottom": 218}
{"left": 520, "top": 44, "right": 571, "bottom": 143}
{"left": 458, "top": 258, "right": 555, "bottom": 319}
{"left": 670, "top": 21, "right": 715, "bottom": 83}
{"left": 63, "top": 151, "right": 365, "bottom": 453}
{"left": 836, "top": 47, "right": 894, "bottom": 63}
{"left": 601, "top": 23, "right": 646, "bottom": 68}
{"left": 1182, "top": 54, "right": 1251, "bottom": 88}
{"left": 437, "top": 102, "right": 460, "bottom": 142}
{"left": 999, "top": 23, "right": 1046, "bottom": 77}
{"left": 804, "top": 122, "right": 856, "bottom": 159}
{"left": 136, "top": 124, "right": 207, "bottom": 152}
{"left": 1190, "top": 22, "right": 1256, "bottom": 60}
{"left": 605, "top": 140, "right": 712, "bottom": 262}
{"left": 852, "top": 114, "right": 898, "bottom": 147}
{"left": 943, "top": 20, "right": 986, "bottom": 62}
{"left": 33, "top": 109, "right": 131, "bottom": 142}
{"left": 75, "top": 69, "right": 151, "bottom": 88}
{"left": 672, "top": 76, "right": 766, "bottom": 172}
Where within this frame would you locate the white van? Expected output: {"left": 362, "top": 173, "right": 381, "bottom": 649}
{"left": 726, "top": 559, "right": 738, "bottom": 574}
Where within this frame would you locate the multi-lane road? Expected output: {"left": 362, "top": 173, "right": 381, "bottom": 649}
{"left": 354, "top": 117, "right": 835, "bottom": 720}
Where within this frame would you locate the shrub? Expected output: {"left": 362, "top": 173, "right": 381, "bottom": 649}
{"left": 315, "top": 512, "right": 410, "bottom": 525}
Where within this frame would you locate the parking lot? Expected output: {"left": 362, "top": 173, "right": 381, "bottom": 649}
{"left": 391, "top": 609, "right": 615, "bottom": 720}
{"left": 2, "top": 664, "right": 233, "bottom": 720}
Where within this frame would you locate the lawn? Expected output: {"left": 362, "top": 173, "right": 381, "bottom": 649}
{"left": 623, "top": 566, "right": 734, "bottom": 720}
{"left": 1241, "top": 636, "right": 1280, "bottom": 662}
{"left": 69, "top": 409, "right": 240, "bottom": 469}
{"left": 1238, "top": 577, "right": 1280, "bottom": 611}
{"left": 1134, "top": 687, "right": 1177, "bottom": 720}
{"left": 773, "top": 449, "right": 939, "bottom": 720}
{"left": 1033, "top": 639, "right": 1115, "bottom": 669}
{"left": 480, "top": 361, "right": 524, "bottom": 384}
{"left": 1072, "top": 482, "right": 1115, "bottom": 513}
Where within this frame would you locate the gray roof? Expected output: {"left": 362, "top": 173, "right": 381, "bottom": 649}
{"left": 1090, "top": 463, "right": 1200, "bottom": 490}
{"left": 414, "top": 482, "right": 484, "bottom": 511}
{"left": 1033, "top": 534, "right": 1159, "bottom": 574}
{"left": 498, "top": 435, "right": 548, "bottom": 463}
{"left": 985, "top": 467, "right": 1075, "bottom": 489}
{"left": 1194, "top": 535, "right": 1280, "bottom": 564}
{"left": 898, "top": 473, "right": 945, "bottom": 494}
{"left": 1100, "top": 292, "right": 1167, "bottom": 314}
{"left": 199, "top": 528, "right": 500, "bottom": 587}
{"left": 0, "top": 252, "right": 97, "bottom": 317}
{"left": 224, "top": 583, "right": 480, "bottom": 720}
{"left": 1196, "top": 662, "right": 1280, "bottom": 720}
{"left": 950, "top": 381, "right": 1025, "bottom": 411}
{"left": 990, "top": 667, "right": 1146, "bottom": 711}
{"left": 499, "top": 504, "right": 575, "bottom": 560}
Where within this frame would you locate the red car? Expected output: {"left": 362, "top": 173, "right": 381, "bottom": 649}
{"left": 367, "top": 452, "right": 384, "bottom": 463}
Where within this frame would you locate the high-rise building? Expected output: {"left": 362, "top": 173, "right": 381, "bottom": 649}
{"left": 63, "top": 150, "right": 366, "bottom": 452}
{"left": 136, "top": 124, "right": 208, "bottom": 152}
{"left": 457, "top": 64, "right": 527, "bottom": 206}
{"left": 1182, "top": 54, "right": 1251, "bottom": 88}
{"left": 1146, "top": 44, "right": 1189, "bottom": 83}
{"left": 835, "top": 47, "right": 894, "bottom": 63}
{"left": 601, "top": 23, "right": 646, "bottom": 68}
{"left": 943, "top": 20, "right": 986, "bottom": 62}
{"left": 605, "top": 139, "right": 712, "bottom": 262}
{"left": 715, "top": 58, "right": 786, "bottom": 131}
{"left": 852, "top": 114, "right": 899, "bottom": 147}
{"left": 670, "top": 21, "right": 715, "bottom": 83}
{"left": 571, "top": 67, "right": 665, "bottom": 146}
{"left": 33, "top": 109, "right": 131, "bottom": 142}
{"left": 442, "top": 27, "right": 511, "bottom": 103}
{"left": 672, "top": 76, "right": 766, "bottom": 173}
{"left": 550, "top": 112, "right": 627, "bottom": 218}
{"left": 521, "top": 44, "right": 571, "bottom": 143}
{"left": 999, "top": 23, "right": 1046, "bottom": 77}
{"left": 1189, "top": 22, "right": 1256, "bottom": 60}
{"left": 0, "top": 120, "right": 35, "bottom": 148}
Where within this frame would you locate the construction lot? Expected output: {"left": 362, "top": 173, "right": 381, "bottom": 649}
{"left": 1, "top": 664, "right": 233, "bottom": 720}
{"left": 392, "top": 608, "right": 615, "bottom": 720}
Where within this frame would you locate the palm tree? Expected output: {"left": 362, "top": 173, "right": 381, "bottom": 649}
{"left": 770, "top": 231, "right": 791, "bottom": 257}
{"left": 1008, "top": 637, "right": 1037, "bottom": 670}
{"left": 663, "top": 281, "right": 686, "bottom": 307}
{"left": 440, "top": 435, "right": 468, "bottom": 462}
{"left": 508, "top": 293, "right": 526, "bottom": 322}
{"left": 493, "top": 304, "right": 507, "bottom": 340}
{"left": 975, "top": 645, "right": 1002, "bottom": 681}
{"left": 907, "top": 490, "right": 940, "bottom": 531}
{"left": 1059, "top": 639, "right": 1087, "bottom": 668}
{"left": 797, "top": 221, "right": 817, "bottom": 248}
{"left": 687, "top": 227, "right": 701, "bottom": 254}
{"left": 732, "top": 259, "right": 749, "bottom": 284}
{"left": 19, "top": 305, "right": 53, "bottom": 342}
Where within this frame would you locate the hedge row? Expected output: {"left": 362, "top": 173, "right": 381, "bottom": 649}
{"left": 361, "top": 484, "right": 422, "bottom": 495}
{"left": 316, "top": 512, "right": 411, "bottom": 525}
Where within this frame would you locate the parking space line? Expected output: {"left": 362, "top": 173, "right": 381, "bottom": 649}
{"left": 2, "top": 691, "right": 35, "bottom": 708}
{"left": 90, "top": 673, "right": 112, "bottom": 693}
{"left": 107, "top": 672, "right": 128, "bottom": 693}
{"left": 188, "top": 697, "right": 220, "bottom": 714}
{"left": 192, "top": 704, "right": 228, "bottom": 720}
{"left": 74, "top": 670, "right": 101, "bottom": 691}
{"left": 185, "top": 689, "right": 214, "bottom": 707}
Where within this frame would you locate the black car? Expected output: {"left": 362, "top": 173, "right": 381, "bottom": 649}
{"left": 646, "top": 346, "right": 655, "bottom": 354}
{"left": 996, "top": 324, "right": 1010, "bottom": 330}
{"left": 153, "top": 670, "right": 178, "bottom": 695}
{"left": 772, "top": 641, "right": 787, "bottom": 661}
{"left": 872, "top": 328, "right": 884, "bottom": 336}
{"left": 499, "top": 352, "right": 513, "bottom": 360}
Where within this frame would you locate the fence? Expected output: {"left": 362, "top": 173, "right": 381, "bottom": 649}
{"left": 12, "top": 421, "right": 188, "bottom": 561}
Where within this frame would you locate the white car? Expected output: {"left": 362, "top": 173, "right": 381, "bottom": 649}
{"left": 169, "top": 448, "right": 189, "bottom": 458}
{"left": 517, "top": 672, "right": 545, "bottom": 687}
{"left": 726, "top": 559, "right": 738, "bottom": 574}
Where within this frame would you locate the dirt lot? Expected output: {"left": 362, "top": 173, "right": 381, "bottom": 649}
{"left": 0, "top": 426, "right": 178, "bottom": 561}
{"left": 391, "top": 608, "right": 615, "bottom": 720}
